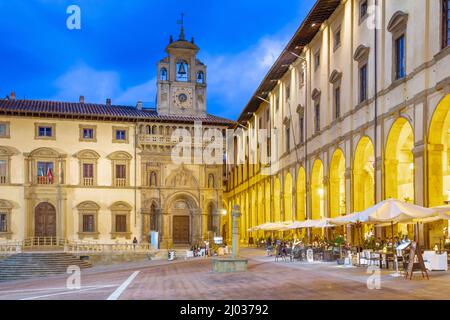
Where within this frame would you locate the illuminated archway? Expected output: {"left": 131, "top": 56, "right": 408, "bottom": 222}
{"left": 329, "top": 149, "right": 346, "bottom": 218}
{"left": 284, "top": 173, "right": 293, "bottom": 222}
{"left": 428, "top": 94, "right": 450, "bottom": 206}
{"left": 353, "top": 136, "right": 375, "bottom": 211}
{"left": 311, "top": 159, "right": 324, "bottom": 220}
{"left": 385, "top": 118, "right": 414, "bottom": 202}
{"left": 296, "top": 167, "right": 306, "bottom": 221}
{"left": 274, "top": 178, "right": 281, "bottom": 222}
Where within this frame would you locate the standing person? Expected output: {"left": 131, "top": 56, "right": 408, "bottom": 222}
{"left": 132, "top": 237, "right": 138, "bottom": 250}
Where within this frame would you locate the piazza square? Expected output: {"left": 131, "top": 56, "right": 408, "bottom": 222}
{"left": 0, "top": 0, "right": 450, "bottom": 306}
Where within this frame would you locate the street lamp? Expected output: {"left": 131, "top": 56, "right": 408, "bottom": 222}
{"left": 219, "top": 209, "right": 227, "bottom": 216}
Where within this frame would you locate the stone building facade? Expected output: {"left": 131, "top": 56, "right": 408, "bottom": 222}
{"left": 224, "top": 0, "right": 450, "bottom": 248}
{"left": 0, "top": 27, "right": 233, "bottom": 248}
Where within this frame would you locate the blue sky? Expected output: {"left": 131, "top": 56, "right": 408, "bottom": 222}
{"left": 0, "top": 0, "right": 316, "bottom": 120}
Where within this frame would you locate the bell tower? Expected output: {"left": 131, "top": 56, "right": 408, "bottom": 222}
{"left": 156, "top": 18, "right": 207, "bottom": 116}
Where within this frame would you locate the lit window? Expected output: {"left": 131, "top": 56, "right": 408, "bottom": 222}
{"left": 359, "top": 64, "right": 368, "bottom": 103}
{"left": 395, "top": 35, "right": 406, "bottom": 80}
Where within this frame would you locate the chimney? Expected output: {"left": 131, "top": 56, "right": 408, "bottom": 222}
{"left": 10, "top": 91, "right": 15, "bottom": 101}
{"left": 106, "top": 98, "right": 111, "bottom": 107}
{"left": 137, "top": 101, "right": 142, "bottom": 110}
{"left": 79, "top": 95, "right": 85, "bottom": 104}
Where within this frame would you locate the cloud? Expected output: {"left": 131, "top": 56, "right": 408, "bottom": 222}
{"left": 51, "top": 63, "right": 156, "bottom": 106}
{"left": 205, "top": 33, "right": 289, "bottom": 119}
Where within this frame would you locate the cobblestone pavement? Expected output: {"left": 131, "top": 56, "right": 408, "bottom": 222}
{"left": 0, "top": 248, "right": 448, "bottom": 300}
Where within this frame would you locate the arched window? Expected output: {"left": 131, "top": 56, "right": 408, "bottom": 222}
{"left": 176, "top": 60, "right": 189, "bottom": 82}
{"left": 160, "top": 68, "right": 168, "bottom": 81}
{"left": 208, "top": 173, "right": 215, "bottom": 188}
{"left": 196, "top": 71, "right": 204, "bottom": 84}
{"left": 149, "top": 171, "right": 157, "bottom": 187}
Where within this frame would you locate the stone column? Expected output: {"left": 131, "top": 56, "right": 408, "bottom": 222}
{"left": 231, "top": 204, "right": 241, "bottom": 258}
{"left": 413, "top": 143, "right": 426, "bottom": 246}
{"left": 345, "top": 168, "right": 352, "bottom": 243}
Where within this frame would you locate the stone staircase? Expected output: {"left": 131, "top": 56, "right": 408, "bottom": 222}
{"left": 0, "top": 252, "right": 92, "bottom": 282}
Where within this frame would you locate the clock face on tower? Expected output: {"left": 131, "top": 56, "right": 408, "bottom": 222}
{"left": 173, "top": 87, "right": 193, "bottom": 109}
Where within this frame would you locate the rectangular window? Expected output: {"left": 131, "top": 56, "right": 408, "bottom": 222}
{"left": 0, "top": 160, "right": 7, "bottom": 184}
{"left": 314, "top": 104, "right": 320, "bottom": 133}
{"left": 82, "top": 215, "right": 95, "bottom": 233}
{"left": 359, "top": 64, "right": 368, "bottom": 103}
{"left": 0, "top": 123, "right": 9, "bottom": 138}
{"left": 116, "top": 164, "right": 126, "bottom": 179}
{"left": 285, "top": 127, "right": 290, "bottom": 152}
{"left": 395, "top": 35, "right": 406, "bottom": 80}
{"left": 83, "top": 128, "right": 94, "bottom": 140}
{"left": 37, "top": 161, "right": 54, "bottom": 184}
{"left": 299, "top": 70, "right": 305, "bottom": 87}
{"left": 360, "top": 0, "right": 368, "bottom": 20}
{"left": 115, "top": 215, "right": 127, "bottom": 233}
{"left": 0, "top": 213, "right": 6, "bottom": 232}
{"left": 334, "top": 29, "right": 341, "bottom": 49}
{"left": 443, "top": 0, "right": 450, "bottom": 48}
{"left": 38, "top": 126, "right": 52, "bottom": 137}
{"left": 115, "top": 130, "right": 126, "bottom": 141}
{"left": 314, "top": 51, "right": 320, "bottom": 70}
{"left": 299, "top": 116, "right": 304, "bottom": 143}
{"left": 335, "top": 87, "right": 341, "bottom": 119}
{"left": 83, "top": 163, "right": 94, "bottom": 180}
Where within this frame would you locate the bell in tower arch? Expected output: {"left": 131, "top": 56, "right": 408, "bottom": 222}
{"left": 178, "top": 62, "right": 187, "bottom": 75}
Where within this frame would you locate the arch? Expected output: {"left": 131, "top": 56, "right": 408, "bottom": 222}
{"left": 329, "top": 149, "right": 346, "bottom": 218}
{"left": 76, "top": 201, "right": 100, "bottom": 211}
{"left": 29, "top": 147, "right": 61, "bottom": 158}
{"left": 163, "top": 191, "right": 199, "bottom": 213}
{"left": 387, "top": 11, "right": 409, "bottom": 33}
{"left": 385, "top": 118, "right": 414, "bottom": 201}
{"left": 284, "top": 172, "right": 293, "bottom": 222}
{"left": 109, "top": 201, "right": 132, "bottom": 211}
{"left": 107, "top": 151, "right": 132, "bottom": 160}
{"left": 311, "top": 159, "right": 324, "bottom": 220}
{"left": 353, "top": 136, "right": 375, "bottom": 211}
{"left": 0, "top": 146, "right": 18, "bottom": 157}
{"left": 75, "top": 149, "right": 100, "bottom": 160}
{"left": 176, "top": 59, "right": 189, "bottom": 82}
{"left": 273, "top": 177, "right": 281, "bottom": 222}
{"left": 296, "top": 167, "right": 306, "bottom": 221}
{"left": 353, "top": 44, "right": 370, "bottom": 62}
{"left": 428, "top": 94, "right": 450, "bottom": 206}
{"left": 160, "top": 67, "right": 168, "bottom": 81}
{"left": 196, "top": 70, "right": 205, "bottom": 84}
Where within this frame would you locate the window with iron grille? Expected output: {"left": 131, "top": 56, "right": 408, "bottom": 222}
{"left": 0, "top": 213, "right": 7, "bottom": 232}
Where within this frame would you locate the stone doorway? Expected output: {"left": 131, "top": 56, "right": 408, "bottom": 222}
{"left": 35, "top": 202, "right": 56, "bottom": 237}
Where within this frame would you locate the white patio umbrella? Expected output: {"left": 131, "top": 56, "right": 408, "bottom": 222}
{"left": 300, "top": 219, "right": 336, "bottom": 228}
{"left": 258, "top": 222, "right": 290, "bottom": 231}
{"left": 361, "top": 199, "right": 436, "bottom": 224}
{"left": 285, "top": 220, "right": 307, "bottom": 230}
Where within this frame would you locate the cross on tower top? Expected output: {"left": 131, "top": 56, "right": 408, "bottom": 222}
{"left": 177, "top": 13, "right": 185, "bottom": 40}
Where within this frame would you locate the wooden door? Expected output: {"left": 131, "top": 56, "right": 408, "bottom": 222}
{"left": 35, "top": 202, "right": 56, "bottom": 237}
{"left": 173, "top": 216, "right": 189, "bottom": 244}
